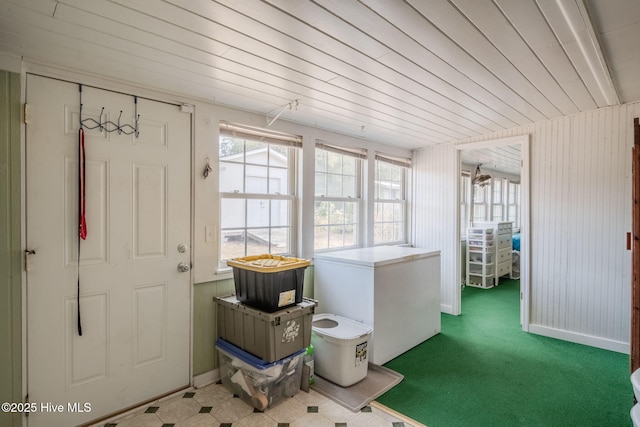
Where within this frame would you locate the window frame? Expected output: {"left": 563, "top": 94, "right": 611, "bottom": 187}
{"left": 313, "top": 142, "right": 364, "bottom": 252}
{"left": 218, "top": 123, "right": 300, "bottom": 271}
{"left": 373, "top": 155, "right": 409, "bottom": 245}
{"left": 461, "top": 169, "right": 521, "bottom": 231}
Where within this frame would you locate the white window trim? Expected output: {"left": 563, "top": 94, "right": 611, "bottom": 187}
{"left": 373, "top": 158, "right": 408, "bottom": 246}
{"left": 218, "top": 125, "right": 299, "bottom": 272}
{"left": 314, "top": 142, "right": 364, "bottom": 252}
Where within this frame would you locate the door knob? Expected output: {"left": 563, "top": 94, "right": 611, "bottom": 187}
{"left": 177, "top": 262, "right": 190, "bottom": 273}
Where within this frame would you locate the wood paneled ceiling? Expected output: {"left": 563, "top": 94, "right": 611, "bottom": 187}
{"left": 1, "top": 0, "right": 638, "bottom": 151}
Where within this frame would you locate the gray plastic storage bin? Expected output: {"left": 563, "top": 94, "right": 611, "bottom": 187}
{"left": 215, "top": 295, "right": 316, "bottom": 362}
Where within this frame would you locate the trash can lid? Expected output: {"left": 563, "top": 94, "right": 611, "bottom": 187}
{"left": 226, "top": 254, "right": 310, "bottom": 273}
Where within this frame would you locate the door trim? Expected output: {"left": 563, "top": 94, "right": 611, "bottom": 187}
{"left": 632, "top": 117, "right": 640, "bottom": 372}
{"left": 454, "top": 134, "right": 530, "bottom": 331}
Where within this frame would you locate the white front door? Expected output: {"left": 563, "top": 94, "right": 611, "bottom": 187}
{"left": 26, "top": 74, "right": 192, "bottom": 426}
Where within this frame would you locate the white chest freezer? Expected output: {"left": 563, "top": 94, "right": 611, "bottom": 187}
{"left": 313, "top": 246, "right": 441, "bottom": 365}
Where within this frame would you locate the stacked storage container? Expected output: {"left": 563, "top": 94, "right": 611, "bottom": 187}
{"left": 214, "top": 254, "right": 313, "bottom": 411}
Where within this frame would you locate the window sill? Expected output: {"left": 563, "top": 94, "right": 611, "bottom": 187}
{"left": 194, "top": 269, "right": 233, "bottom": 285}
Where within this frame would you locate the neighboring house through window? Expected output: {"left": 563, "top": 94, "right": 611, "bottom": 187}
{"left": 218, "top": 122, "right": 300, "bottom": 269}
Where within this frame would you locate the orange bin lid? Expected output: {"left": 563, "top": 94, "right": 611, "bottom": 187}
{"left": 226, "top": 254, "right": 310, "bottom": 273}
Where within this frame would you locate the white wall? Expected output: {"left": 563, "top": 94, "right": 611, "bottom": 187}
{"left": 414, "top": 102, "right": 639, "bottom": 353}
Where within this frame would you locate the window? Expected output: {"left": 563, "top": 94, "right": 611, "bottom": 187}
{"left": 314, "top": 143, "right": 364, "bottom": 251}
{"left": 472, "top": 183, "right": 489, "bottom": 223}
{"left": 460, "top": 172, "right": 470, "bottom": 235}
{"left": 508, "top": 181, "right": 520, "bottom": 228}
{"left": 491, "top": 178, "right": 504, "bottom": 221}
{"left": 461, "top": 169, "right": 521, "bottom": 232}
{"left": 219, "top": 122, "right": 300, "bottom": 269}
{"left": 374, "top": 155, "right": 409, "bottom": 244}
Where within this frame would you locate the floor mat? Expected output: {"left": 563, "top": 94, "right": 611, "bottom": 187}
{"left": 310, "top": 363, "right": 404, "bottom": 412}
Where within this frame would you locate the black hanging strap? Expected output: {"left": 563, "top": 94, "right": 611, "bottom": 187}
{"left": 77, "top": 125, "right": 86, "bottom": 336}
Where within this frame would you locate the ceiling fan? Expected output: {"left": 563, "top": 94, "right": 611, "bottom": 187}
{"left": 472, "top": 164, "right": 492, "bottom": 187}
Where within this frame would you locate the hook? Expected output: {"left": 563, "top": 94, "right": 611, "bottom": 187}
{"left": 203, "top": 157, "right": 212, "bottom": 179}
{"left": 78, "top": 84, "right": 83, "bottom": 129}
{"left": 134, "top": 114, "right": 140, "bottom": 138}
{"left": 117, "top": 111, "right": 123, "bottom": 134}
{"left": 98, "top": 107, "right": 105, "bottom": 132}
{"left": 134, "top": 96, "right": 139, "bottom": 137}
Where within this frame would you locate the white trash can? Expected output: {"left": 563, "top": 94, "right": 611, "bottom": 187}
{"left": 311, "top": 313, "right": 373, "bottom": 387}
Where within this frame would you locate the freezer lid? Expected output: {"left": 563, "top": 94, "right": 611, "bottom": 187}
{"left": 313, "top": 246, "right": 440, "bottom": 267}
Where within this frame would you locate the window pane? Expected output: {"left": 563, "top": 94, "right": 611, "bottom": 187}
{"left": 315, "top": 172, "right": 327, "bottom": 197}
{"left": 393, "top": 203, "right": 403, "bottom": 221}
{"left": 394, "top": 223, "right": 404, "bottom": 241}
{"left": 221, "top": 198, "right": 245, "bottom": 228}
{"left": 271, "top": 227, "right": 290, "bottom": 253}
{"left": 268, "top": 166, "right": 288, "bottom": 195}
{"left": 315, "top": 149, "right": 327, "bottom": 172}
{"left": 344, "top": 202, "right": 357, "bottom": 223}
{"left": 508, "top": 183, "right": 516, "bottom": 204}
{"left": 220, "top": 229, "right": 245, "bottom": 262}
{"left": 343, "top": 224, "right": 357, "bottom": 246}
{"left": 342, "top": 156, "right": 356, "bottom": 175}
{"left": 328, "top": 225, "right": 344, "bottom": 248}
{"left": 374, "top": 202, "right": 384, "bottom": 222}
{"left": 492, "top": 205, "right": 503, "bottom": 221}
{"left": 219, "top": 137, "right": 244, "bottom": 160}
{"left": 314, "top": 226, "right": 329, "bottom": 250}
{"left": 329, "top": 202, "right": 345, "bottom": 224}
{"left": 391, "top": 165, "right": 402, "bottom": 181}
{"left": 270, "top": 145, "right": 288, "bottom": 164}
{"left": 493, "top": 179, "right": 502, "bottom": 203}
{"left": 270, "top": 200, "right": 290, "bottom": 227}
{"left": 474, "top": 204, "right": 486, "bottom": 222}
{"left": 342, "top": 175, "right": 356, "bottom": 198}
{"left": 377, "top": 161, "right": 390, "bottom": 180}
{"left": 473, "top": 185, "right": 486, "bottom": 203}
{"left": 314, "top": 201, "right": 330, "bottom": 225}
{"left": 247, "top": 199, "right": 269, "bottom": 227}
{"left": 329, "top": 225, "right": 356, "bottom": 248}
{"left": 246, "top": 165, "right": 268, "bottom": 193}
{"left": 219, "top": 162, "right": 243, "bottom": 192}
{"left": 246, "top": 228, "right": 270, "bottom": 256}
{"left": 390, "top": 182, "right": 402, "bottom": 200}
{"left": 245, "top": 141, "right": 267, "bottom": 165}
{"left": 327, "top": 152, "right": 343, "bottom": 174}
{"left": 327, "top": 174, "right": 342, "bottom": 197}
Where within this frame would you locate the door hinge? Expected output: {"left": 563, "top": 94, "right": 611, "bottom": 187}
{"left": 23, "top": 103, "right": 30, "bottom": 124}
{"left": 180, "top": 104, "right": 194, "bottom": 114}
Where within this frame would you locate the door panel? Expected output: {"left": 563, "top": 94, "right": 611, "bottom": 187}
{"left": 26, "top": 74, "right": 191, "bottom": 426}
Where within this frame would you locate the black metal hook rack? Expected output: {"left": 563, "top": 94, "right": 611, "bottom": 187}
{"left": 78, "top": 84, "right": 140, "bottom": 136}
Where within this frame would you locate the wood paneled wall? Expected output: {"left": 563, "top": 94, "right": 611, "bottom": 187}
{"left": 414, "top": 102, "right": 639, "bottom": 352}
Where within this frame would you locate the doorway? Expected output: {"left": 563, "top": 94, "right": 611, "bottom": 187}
{"left": 455, "top": 135, "right": 530, "bottom": 329}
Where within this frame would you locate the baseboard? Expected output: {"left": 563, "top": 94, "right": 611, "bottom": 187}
{"left": 528, "top": 324, "right": 630, "bottom": 354}
{"left": 192, "top": 369, "right": 220, "bottom": 389}
{"left": 440, "top": 304, "right": 454, "bottom": 315}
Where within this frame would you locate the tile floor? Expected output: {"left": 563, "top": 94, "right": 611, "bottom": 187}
{"left": 91, "top": 381, "right": 421, "bottom": 427}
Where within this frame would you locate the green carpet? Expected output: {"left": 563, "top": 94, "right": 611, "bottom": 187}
{"left": 377, "top": 279, "right": 633, "bottom": 427}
